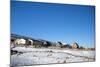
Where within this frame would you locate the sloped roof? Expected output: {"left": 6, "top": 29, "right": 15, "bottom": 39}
{"left": 11, "top": 33, "right": 49, "bottom": 42}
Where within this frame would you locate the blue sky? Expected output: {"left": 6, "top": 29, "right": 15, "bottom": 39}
{"left": 11, "top": 1, "right": 95, "bottom": 48}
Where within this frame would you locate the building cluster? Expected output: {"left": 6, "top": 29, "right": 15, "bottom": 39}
{"left": 11, "top": 34, "right": 95, "bottom": 50}
{"left": 11, "top": 34, "right": 51, "bottom": 48}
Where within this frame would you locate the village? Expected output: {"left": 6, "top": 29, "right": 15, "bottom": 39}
{"left": 11, "top": 34, "right": 95, "bottom": 50}
{"left": 10, "top": 34, "right": 95, "bottom": 66}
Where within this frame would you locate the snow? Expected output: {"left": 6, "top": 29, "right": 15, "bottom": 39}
{"left": 11, "top": 46, "right": 95, "bottom": 66}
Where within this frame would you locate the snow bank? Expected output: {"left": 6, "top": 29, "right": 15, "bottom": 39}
{"left": 11, "top": 47, "right": 95, "bottom": 66}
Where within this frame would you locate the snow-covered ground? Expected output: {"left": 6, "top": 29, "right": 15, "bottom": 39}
{"left": 11, "top": 46, "right": 95, "bottom": 66}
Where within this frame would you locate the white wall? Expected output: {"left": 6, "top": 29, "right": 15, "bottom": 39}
{"left": 17, "top": 0, "right": 95, "bottom": 5}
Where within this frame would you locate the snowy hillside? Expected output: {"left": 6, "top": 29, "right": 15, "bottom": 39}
{"left": 11, "top": 46, "right": 95, "bottom": 66}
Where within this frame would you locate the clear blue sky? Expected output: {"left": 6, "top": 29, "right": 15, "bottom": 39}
{"left": 11, "top": 1, "right": 95, "bottom": 48}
